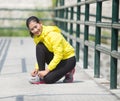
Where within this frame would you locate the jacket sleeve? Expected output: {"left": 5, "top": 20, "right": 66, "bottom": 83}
{"left": 47, "top": 32, "right": 64, "bottom": 71}
{"left": 35, "top": 63, "right": 39, "bottom": 70}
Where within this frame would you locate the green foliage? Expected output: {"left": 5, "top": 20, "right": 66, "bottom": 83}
{"left": 0, "top": 0, "right": 57, "bottom": 37}
{"left": 0, "top": 8, "right": 54, "bottom": 37}
{"left": 52, "top": 0, "right": 57, "bottom": 7}
{"left": 89, "top": 35, "right": 95, "bottom": 42}
{"left": 89, "top": 30, "right": 110, "bottom": 44}
{"left": 0, "top": 29, "right": 29, "bottom": 37}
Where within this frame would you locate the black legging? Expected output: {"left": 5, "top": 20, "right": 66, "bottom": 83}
{"left": 36, "top": 42, "right": 76, "bottom": 84}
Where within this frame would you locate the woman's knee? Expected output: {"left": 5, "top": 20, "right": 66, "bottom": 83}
{"left": 36, "top": 43, "right": 45, "bottom": 51}
{"left": 43, "top": 73, "right": 60, "bottom": 84}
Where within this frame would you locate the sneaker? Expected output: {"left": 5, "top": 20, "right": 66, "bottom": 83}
{"left": 63, "top": 68, "right": 75, "bottom": 83}
{"left": 29, "top": 75, "right": 45, "bottom": 84}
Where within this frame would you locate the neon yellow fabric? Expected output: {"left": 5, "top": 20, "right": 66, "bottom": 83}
{"left": 33, "top": 25, "right": 75, "bottom": 71}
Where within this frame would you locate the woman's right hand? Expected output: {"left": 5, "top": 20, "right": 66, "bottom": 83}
{"left": 31, "top": 69, "right": 38, "bottom": 77}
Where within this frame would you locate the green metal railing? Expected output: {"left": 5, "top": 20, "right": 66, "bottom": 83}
{"left": 54, "top": 0, "right": 120, "bottom": 89}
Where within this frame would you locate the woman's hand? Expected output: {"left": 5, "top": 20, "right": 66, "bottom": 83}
{"left": 38, "top": 68, "right": 50, "bottom": 78}
{"left": 31, "top": 69, "right": 38, "bottom": 77}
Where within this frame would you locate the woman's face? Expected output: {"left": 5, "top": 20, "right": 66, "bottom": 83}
{"left": 28, "top": 21, "right": 42, "bottom": 36}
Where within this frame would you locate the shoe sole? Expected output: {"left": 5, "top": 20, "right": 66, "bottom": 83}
{"left": 31, "top": 81, "right": 45, "bottom": 84}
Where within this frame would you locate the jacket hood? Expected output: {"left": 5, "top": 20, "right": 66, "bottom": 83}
{"left": 33, "top": 25, "right": 61, "bottom": 44}
{"left": 43, "top": 25, "right": 61, "bottom": 34}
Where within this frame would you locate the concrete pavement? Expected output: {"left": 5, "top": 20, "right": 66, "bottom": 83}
{"left": 0, "top": 37, "right": 120, "bottom": 101}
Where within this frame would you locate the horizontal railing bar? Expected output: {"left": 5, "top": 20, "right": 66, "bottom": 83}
{"left": 53, "top": 18, "right": 85, "bottom": 24}
{"left": 55, "top": 1, "right": 85, "bottom": 10}
{"left": 84, "top": 40, "right": 95, "bottom": 48}
{"left": 85, "top": 0, "right": 96, "bottom": 4}
{"left": 96, "top": 22, "right": 112, "bottom": 28}
{"left": 112, "top": 23, "right": 120, "bottom": 29}
{"left": 54, "top": 18, "right": 74, "bottom": 23}
{"left": 96, "top": 22, "right": 120, "bottom": 29}
{"left": 0, "top": 18, "right": 53, "bottom": 21}
{"left": 96, "top": 45, "right": 111, "bottom": 55}
{"left": 0, "top": 27, "right": 26, "bottom": 30}
{"left": 111, "top": 51, "right": 120, "bottom": 59}
{"left": 0, "top": 8, "right": 53, "bottom": 12}
{"left": 96, "top": 45, "right": 120, "bottom": 59}
{"left": 96, "top": 0, "right": 109, "bottom": 2}
{"left": 76, "top": 37, "right": 84, "bottom": 44}
{"left": 85, "top": 21, "right": 96, "bottom": 26}
{"left": 54, "top": 18, "right": 120, "bottom": 29}
{"left": 55, "top": 0, "right": 109, "bottom": 10}
{"left": 0, "top": 18, "right": 26, "bottom": 20}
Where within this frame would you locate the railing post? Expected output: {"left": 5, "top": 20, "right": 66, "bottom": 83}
{"left": 94, "top": 1, "right": 102, "bottom": 78}
{"left": 69, "top": 7, "right": 74, "bottom": 45}
{"left": 64, "top": 8, "right": 68, "bottom": 39}
{"left": 60, "top": 0, "right": 64, "bottom": 29}
{"left": 75, "top": 0, "right": 81, "bottom": 61}
{"left": 83, "top": 2, "right": 89, "bottom": 69}
{"left": 54, "top": 0, "right": 58, "bottom": 25}
{"left": 110, "top": 0, "right": 119, "bottom": 89}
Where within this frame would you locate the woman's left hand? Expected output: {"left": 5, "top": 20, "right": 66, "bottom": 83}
{"left": 38, "top": 68, "right": 50, "bottom": 78}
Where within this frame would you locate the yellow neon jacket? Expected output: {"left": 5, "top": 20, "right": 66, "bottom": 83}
{"left": 33, "top": 25, "right": 75, "bottom": 71}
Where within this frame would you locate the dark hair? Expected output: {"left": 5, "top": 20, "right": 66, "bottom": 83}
{"left": 26, "top": 16, "right": 40, "bottom": 37}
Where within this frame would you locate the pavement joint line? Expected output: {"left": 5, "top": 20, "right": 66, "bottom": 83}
{"left": 21, "top": 58, "right": 27, "bottom": 72}
{"left": 0, "top": 39, "right": 11, "bottom": 73}
{"left": 20, "top": 39, "right": 24, "bottom": 45}
{"left": 16, "top": 95, "right": 24, "bottom": 101}
{"left": 0, "top": 39, "right": 7, "bottom": 56}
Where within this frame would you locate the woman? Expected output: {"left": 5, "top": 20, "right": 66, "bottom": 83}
{"left": 26, "top": 16, "right": 76, "bottom": 84}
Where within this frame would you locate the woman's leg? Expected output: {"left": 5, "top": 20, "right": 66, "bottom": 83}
{"left": 36, "top": 42, "right": 76, "bottom": 84}
{"left": 36, "top": 42, "right": 53, "bottom": 71}
{"left": 29, "top": 43, "right": 53, "bottom": 84}
{"left": 44, "top": 56, "right": 76, "bottom": 84}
